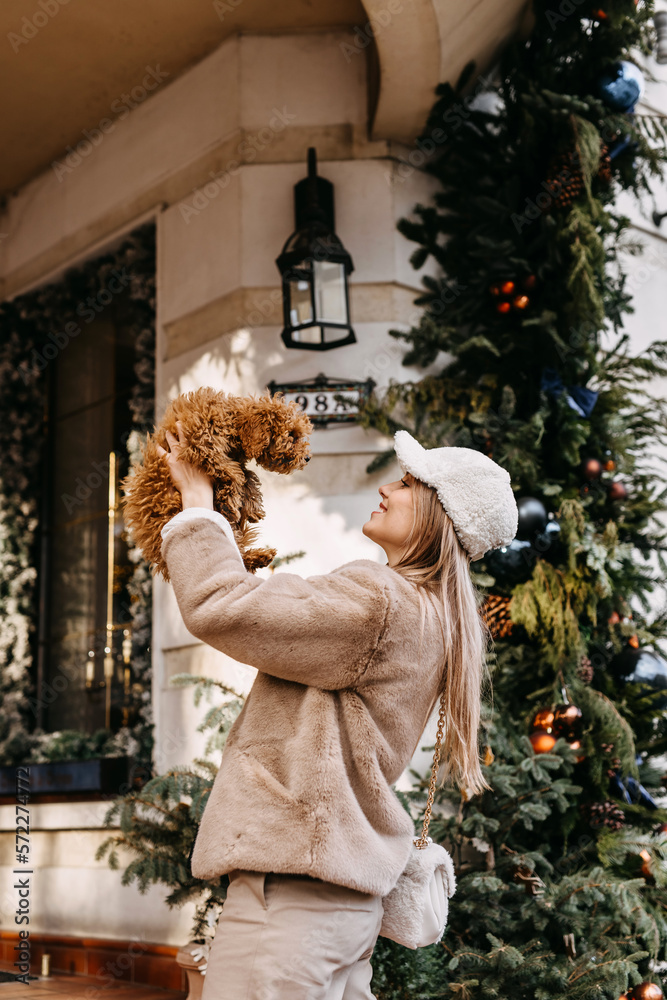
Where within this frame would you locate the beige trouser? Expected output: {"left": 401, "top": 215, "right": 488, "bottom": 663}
{"left": 200, "top": 868, "right": 384, "bottom": 1000}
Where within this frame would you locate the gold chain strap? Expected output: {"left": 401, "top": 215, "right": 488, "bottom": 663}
{"left": 414, "top": 691, "right": 447, "bottom": 849}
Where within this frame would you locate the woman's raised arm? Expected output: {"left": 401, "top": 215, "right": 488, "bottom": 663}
{"left": 161, "top": 514, "right": 390, "bottom": 690}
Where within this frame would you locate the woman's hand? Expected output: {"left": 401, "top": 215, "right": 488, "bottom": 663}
{"left": 156, "top": 420, "right": 214, "bottom": 510}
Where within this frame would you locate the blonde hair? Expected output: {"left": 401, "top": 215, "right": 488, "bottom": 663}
{"left": 391, "top": 474, "right": 493, "bottom": 797}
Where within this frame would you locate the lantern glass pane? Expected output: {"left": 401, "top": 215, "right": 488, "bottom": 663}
{"left": 291, "top": 325, "right": 324, "bottom": 346}
{"left": 289, "top": 278, "right": 313, "bottom": 327}
{"left": 322, "top": 326, "right": 347, "bottom": 344}
{"left": 313, "top": 261, "right": 347, "bottom": 323}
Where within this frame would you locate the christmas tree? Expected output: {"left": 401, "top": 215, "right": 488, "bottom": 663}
{"left": 96, "top": 674, "right": 245, "bottom": 944}
{"left": 358, "top": 1, "right": 667, "bottom": 997}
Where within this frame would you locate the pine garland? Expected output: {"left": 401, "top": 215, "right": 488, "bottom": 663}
{"left": 96, "top": 676, "right": 245, "bottom": 944}
{"left": 0, "top": 223, "right": 156, "bottom": 768}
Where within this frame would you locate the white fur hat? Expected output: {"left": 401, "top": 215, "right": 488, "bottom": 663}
{"left": 393, "top": 430, "right": 518, "bottom": 561}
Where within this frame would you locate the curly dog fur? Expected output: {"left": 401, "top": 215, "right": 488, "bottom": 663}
{"left": 120, "top": 386, "right": 312, "bottom": 580}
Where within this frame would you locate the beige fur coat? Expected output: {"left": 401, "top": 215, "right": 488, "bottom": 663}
{"left": 161, "top": 512, "right": 447, "bottom": 897}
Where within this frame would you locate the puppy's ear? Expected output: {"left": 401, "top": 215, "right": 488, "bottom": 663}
{"left": 234, "top": 396, "right": 276, "bottom": 458}
{"left": 212, "top": 459, "right": 248, "bottom": 524}
{"left": 240, "top": 468, "right": 266, "bottom": 523}
{"left": 120, "top": 432, "right": 182, "bottom": 582}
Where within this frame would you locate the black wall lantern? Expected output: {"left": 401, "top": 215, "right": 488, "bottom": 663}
{"left": 275, "top": 147, "right": 356, "bottom": 350}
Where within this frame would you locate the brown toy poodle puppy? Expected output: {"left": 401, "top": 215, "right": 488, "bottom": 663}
{"left": 121, "top": 386, "right": 313, "bottom": 580}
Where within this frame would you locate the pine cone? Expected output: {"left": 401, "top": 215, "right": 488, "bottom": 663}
{"left": 597, "top": 143, "right": 612, "bottom": 184}
{"left": 482, "top": 594, "right": 514, "bottom": 639}
{"left": 545, "top": 150, "right": 585, "bottom": 209}
{"left": 577, "top": 654, "right": 593, "bottom": 683}
{"left": 582, "top": 800, "right": 625, "bottom": 830}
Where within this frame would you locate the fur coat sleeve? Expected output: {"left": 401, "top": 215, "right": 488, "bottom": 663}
{"left": 161, "top": 514, "right": 390, "bottom": 690}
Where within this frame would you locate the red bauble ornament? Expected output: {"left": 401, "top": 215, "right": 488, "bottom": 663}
{"left": 582, "top": 457, "right": 602, "bottom": 479}
{"left": 552, "top": 703, "right": 583, "bottom": 740}
{"left": 593, "top": 8, "right": 608, "bottom": 19}
{"left": 603, "top": 458, "right": 616, "bottom": 472}
{"left": 496, "top": 301, "right": 511, "bottom": 314}
{"left": 513, "top": 295, "right": 530, "bottom": 310}
{"left": 489, "top": 283, "right": 501, "bottom": 296}
{"left": 628, "top": 634, "right": 640, "bottom": 649}
{"left": 608, "top": 480, "right": 628, "bottom": 501}
{"left": 627, "top": 984, "right": 663, "bottom": 1000}
{"left": 500, "top": 280, "right": 515, "bottom": 295}
{"left": 639, "top": 848, "right": 653, "bottom": 880}
{"left": 531, "top": 708, "right": 554, "bottom": 732}
{"left": 523, "top": 274, "right": 537, "bottom": 290}
{"left": 608, "top": 610, "right": 621, "bottom": 625}
{"left": 530, "top": 730, "right": 556, "bottom": 753}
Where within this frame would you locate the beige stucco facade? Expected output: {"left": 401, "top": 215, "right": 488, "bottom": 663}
{"left": 0, "top": 5, "right": 513, "bottom": 946}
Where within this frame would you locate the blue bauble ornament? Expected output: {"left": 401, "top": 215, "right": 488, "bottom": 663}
{"left": 609, "top": 770, "right": 632, "bottom": 804}
{"left": 609, "top": 646, "right": 667, "bottom": 709}
{"left": 624, "top": 775, "right": 658, "bottom": 810}
{"left": 609, "top": 134, "right": 638, "bottom": 161}
{"left": 485, "top": 538, "right": 536, "bottom": 584}
{"left": 516, "top": 496, "right": 548, "bottom": 539}
{"left": 597, "top": 61, "right": 645, "bottom": 112}
{"left": 609, "top": 769, "right": 658, "bottom": 810}
{"left": 534, "top": 516, "right": 562, "bottom": 557}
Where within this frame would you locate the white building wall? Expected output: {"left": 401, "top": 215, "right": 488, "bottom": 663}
{"left": 0, "top": 29, "right": 442, "bottom": 945}
{"left": 0, "top": 800, "right": 196, "bottom": 944}
{"left": 616, "top": 43, "right": 667, "bottom": 618}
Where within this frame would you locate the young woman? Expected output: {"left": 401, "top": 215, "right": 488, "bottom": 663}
{"left": 157, "top": 421, "right": 518, "bottom": 1000}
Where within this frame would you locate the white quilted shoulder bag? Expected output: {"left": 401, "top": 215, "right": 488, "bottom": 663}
{"left": 380, "top": 693, "right": 457, "bottom": 950}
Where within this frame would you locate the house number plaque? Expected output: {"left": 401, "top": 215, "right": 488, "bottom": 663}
{"left": 266, "top": 373, "right": 376, "bottom": 428}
